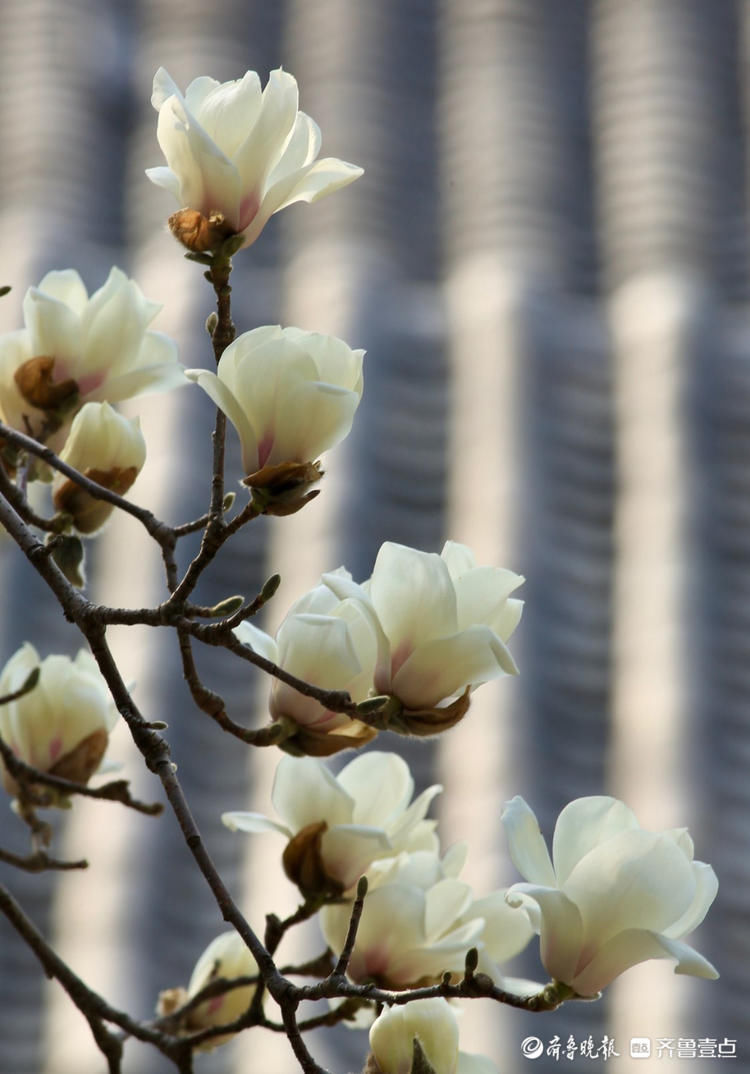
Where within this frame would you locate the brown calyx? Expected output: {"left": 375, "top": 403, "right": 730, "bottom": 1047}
{"left": 53, "top": 465, "right": 138, "bottom": 534}
{"left": 14, "top": 356, "right": 78, "bottom": 411}
{"left": 168, "top": 208, "right": 237, "bottom": 253}
{"left": 243, "top": 459, "right": 322, "bottom": 516}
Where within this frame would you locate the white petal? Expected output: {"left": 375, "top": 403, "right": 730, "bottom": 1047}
{"left": 564, "top": 830, "right": 697, "bottom": 945}
{"left": 424, "top": 879, "right": 474, "bottom": 941}
{"left": 34, "top": 269, "right": 89, "bottom": 314}
{"left": 662, "top": 861, "right": 719, "bottom": 938}
{"left": 233, "top": 69, "right": 300, "bottom": 209}
{"left": 23, "top": 287, "right": 81, "bottom": 363}
{"left": 232, "top": 622, "right": 278, "bottom": 663}
{"left": 321, "top": 825, "right": 392, "bottom": 889}
{"left": 452, "top": 567, "right": 525, "bottom": 635}
{"left": 551, "top": 796, "right": 640, "bottom": 886}
{"left": 221, "top": 811, "right": 291, "bottom": 838}
{"left": 369, "top": 543, "right": 457, "bottom": 653}
{"left": 466, "top": 891, "right": 535, "bottom": 963}
{"left": 185, "top": 368, "right": 259, "bottom": 473}
{"left": 501, "top": 797, "right": 556, "bottom": 886}
{"left": 570, "top": 928, "right": 719, "bottom": 998}
{"left": 191, "top": 71, "right": 263, "bottom": 161}
{"left": 337, "top": 751, "right": 413, "bottom": 826}
{"left": 272, "top": 156, "right": 364, "bottom": 210}
{"left": 392, "top": 625, "right": 517, "bottom": 708}
{"left": 271, "top": 755, "right": 353, "bottom": 831}
{"left": 505, "top": 884, "right": 583, "bottom": 986}
{"left": 270, "top": 378, "right": 360, "bottom": 464}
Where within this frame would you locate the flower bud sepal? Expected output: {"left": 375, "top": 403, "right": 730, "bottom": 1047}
{"left": 243, "top": 460, "right": 323, "bottom": 517}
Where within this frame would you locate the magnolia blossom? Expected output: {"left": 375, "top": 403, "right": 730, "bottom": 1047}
{"left": 320, "top": 847, "right": 487, "bottom": 989}
{"left": 234, "top": 575, "right": 377, "bottom": 754}
{"left": 147, "top": 67, "right": 363, "bottom": 251}
{"left": 157, "top": 931, "right": 257, "bottom": 1051}
{"left": 369, "top": 999, "right": 498, "bottom": 1074}
{"left": 52, "top": 402, "right": 147, "bottom": 534}
{"left": 0, "top": 643, "right": 118, "bottom": 795}
{"left": 323, "top": 541, "right": 523, "bottom": 724}
{"left": 223, "top": 751, "right": 441, "bottom": 896}
{"left": 186, "top": 325, "right": 363, "bottom": 492}
{"left": 502, "top": 795, "right": 719, "bottom": 997}
{"left": 0, "top": 268, "right": 182, "bottom": 450}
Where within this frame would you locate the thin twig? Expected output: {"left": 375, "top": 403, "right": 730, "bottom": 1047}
{"left": 330, "top": 876, "right": 368, "bottom": 980}
{"left": 0, "top": 735, "right": 162, "bottom": 815}
{"left": 0, "top": 847, "right": 88, "bottom": 872}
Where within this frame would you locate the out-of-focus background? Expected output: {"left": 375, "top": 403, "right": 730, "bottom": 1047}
{"left": 0, "top": 1, "right": 748, "bottom": 1071}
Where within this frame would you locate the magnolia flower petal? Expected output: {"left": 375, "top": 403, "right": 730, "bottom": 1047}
{"left": 272, "top": 156, "right": 365, "bottom": 211}
{"left": 466, "top": 891, "right": 535, "bottom": 964}
{"left": 276, "top": 613, "right": 362, "bottom": 685}
{"left": 388, "top": 784, "right": 443, "bottom": 844}
{"left": 570, "top": 928, "right": 719, "bottom": 998}
{"left": 81, "top": 273, "right": 155, "bottom": 374}
{"left": 662, "top": 861, "right": 719, "bottom": 939}
{"left": 337, "top": 751, "right": 414, "bottom": 826}
{"left": 369, "top": 543, "right": 457, "bottom": 652}
{"left": 424, "top": 879, "right": 474, "bottom": 941}
{"left": 451, "top": 566, "right": 525, "bottom": 636}
{"left": 34, "top": 269, "right": 90, "bottom": 314}
{"left": 393, "top": 625, "right": 517, "bottom": 709}
{"left": 155, "top": 94, "right": 241, "bottom": 221}
{"left": 272, "top": 755, "right": 354, "bottom": 831}
{"left": 505, "top": 884, "right": 584, "bottom": 986}
{"left": 221, "top": 810, "right": 292, "bottom": 839}
{"left": 501, "top": 797, "right": 557, "bottom": 887}
{"left": 265, "top": 111, "right": 322, "bottom": 188}
{"left": 186, "top": 368, "right": 259, "bottom": 472}
{"left": 564, "top": 830, "right": 697, "bottom": 944}
{"left": 393, "top": 919, "right": 485, "bottom": 984}
{"left": 320, "top": 571, "right": 391, "bottom": 682}
{"left": 232, "top": 621, "right": 278, "bottom": 663}
{"left": 321, "top": 825, "right": 392, "bottom": 888}
{"left": 87, "top": 331, "right": 184, "bottom": 403}
{"left": 191, "top": 71, "right": 263, "bottom": 161}
{"left": 234, "top": 68, "right": 300, "bottom": 206}
{"left": 551, "top": 796, "right": 641, "bottom": 887}
{"left": 271, "top": 378, "right": 360, "bottom": 464}
{"left": 23, "top": 288, "right": 81, "bottom": 362}
{"left": 370, "top": 999, "right": 459, "bottom": 1074}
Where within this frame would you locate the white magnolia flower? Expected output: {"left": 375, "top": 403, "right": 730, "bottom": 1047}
{"left": 147, "top": 67, "right": 363, "bottom": 250}
{"left": 166, "top": 931, "right": 257, "bottom": 1051}
{"left": 0, "top": 643, "right": 118, "bottom": 794}
{"left": 323, "top": 541, "right": 523, "bottom": 722}
{"left": 223, "top": 751, "right": 441, "bottom": 895}
{"left": 234, "top": 579, "right": 377, "bottom": 754}
{"left": 319, "top": 847, "right": 484, "bottom": 989}
{"left": 502, "top": 795, "right": 719, "bottom": 997}
{"left": 186, "top": 325, "right": 363, "bottom": 480}
{"left": 52, "top": 402, "right": 147, "bottom": 534}
{"left": 369, "top": 999, "right": 498, "bottom": 1074}
{"left": 0, "top": 268, "right": 183, "bottom": 450}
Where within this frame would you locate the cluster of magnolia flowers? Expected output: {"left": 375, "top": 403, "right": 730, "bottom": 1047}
{"left": 164, "top": 749, "right": 718, "bottom": 1068}
{"left": 0, "top": 65, "right": 366, "bottom": 539}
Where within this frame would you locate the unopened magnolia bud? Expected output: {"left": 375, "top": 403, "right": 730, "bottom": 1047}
{"left": 209, "top": 595, "right": 245, "bottom": 617}
{"left": 52, "top": 403, "right": 146, "bottom": 535}
{"left": 0, "top": 644, "right": 118, "bottom": 798}
{"left": 14, "top": 356, "right": 78, "bottom": 411}
{"left": 222, "top": 491, "right": 236, "bottom": 511}
{"left": 369, "top": 1000, "right": 460, "bottom": 1074}
{"left": 261, "top": 574, "right": 281, "bottom": 602}
{"left": 168, "top": 208, "right": 236, "bottom": 253}
{"left": 205, "top": 312, "right": 219, "bottom": 336}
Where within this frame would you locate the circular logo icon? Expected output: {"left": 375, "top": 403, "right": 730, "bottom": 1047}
{"left": 521, "top": 1036, "right": 545, "bottom": 1060}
